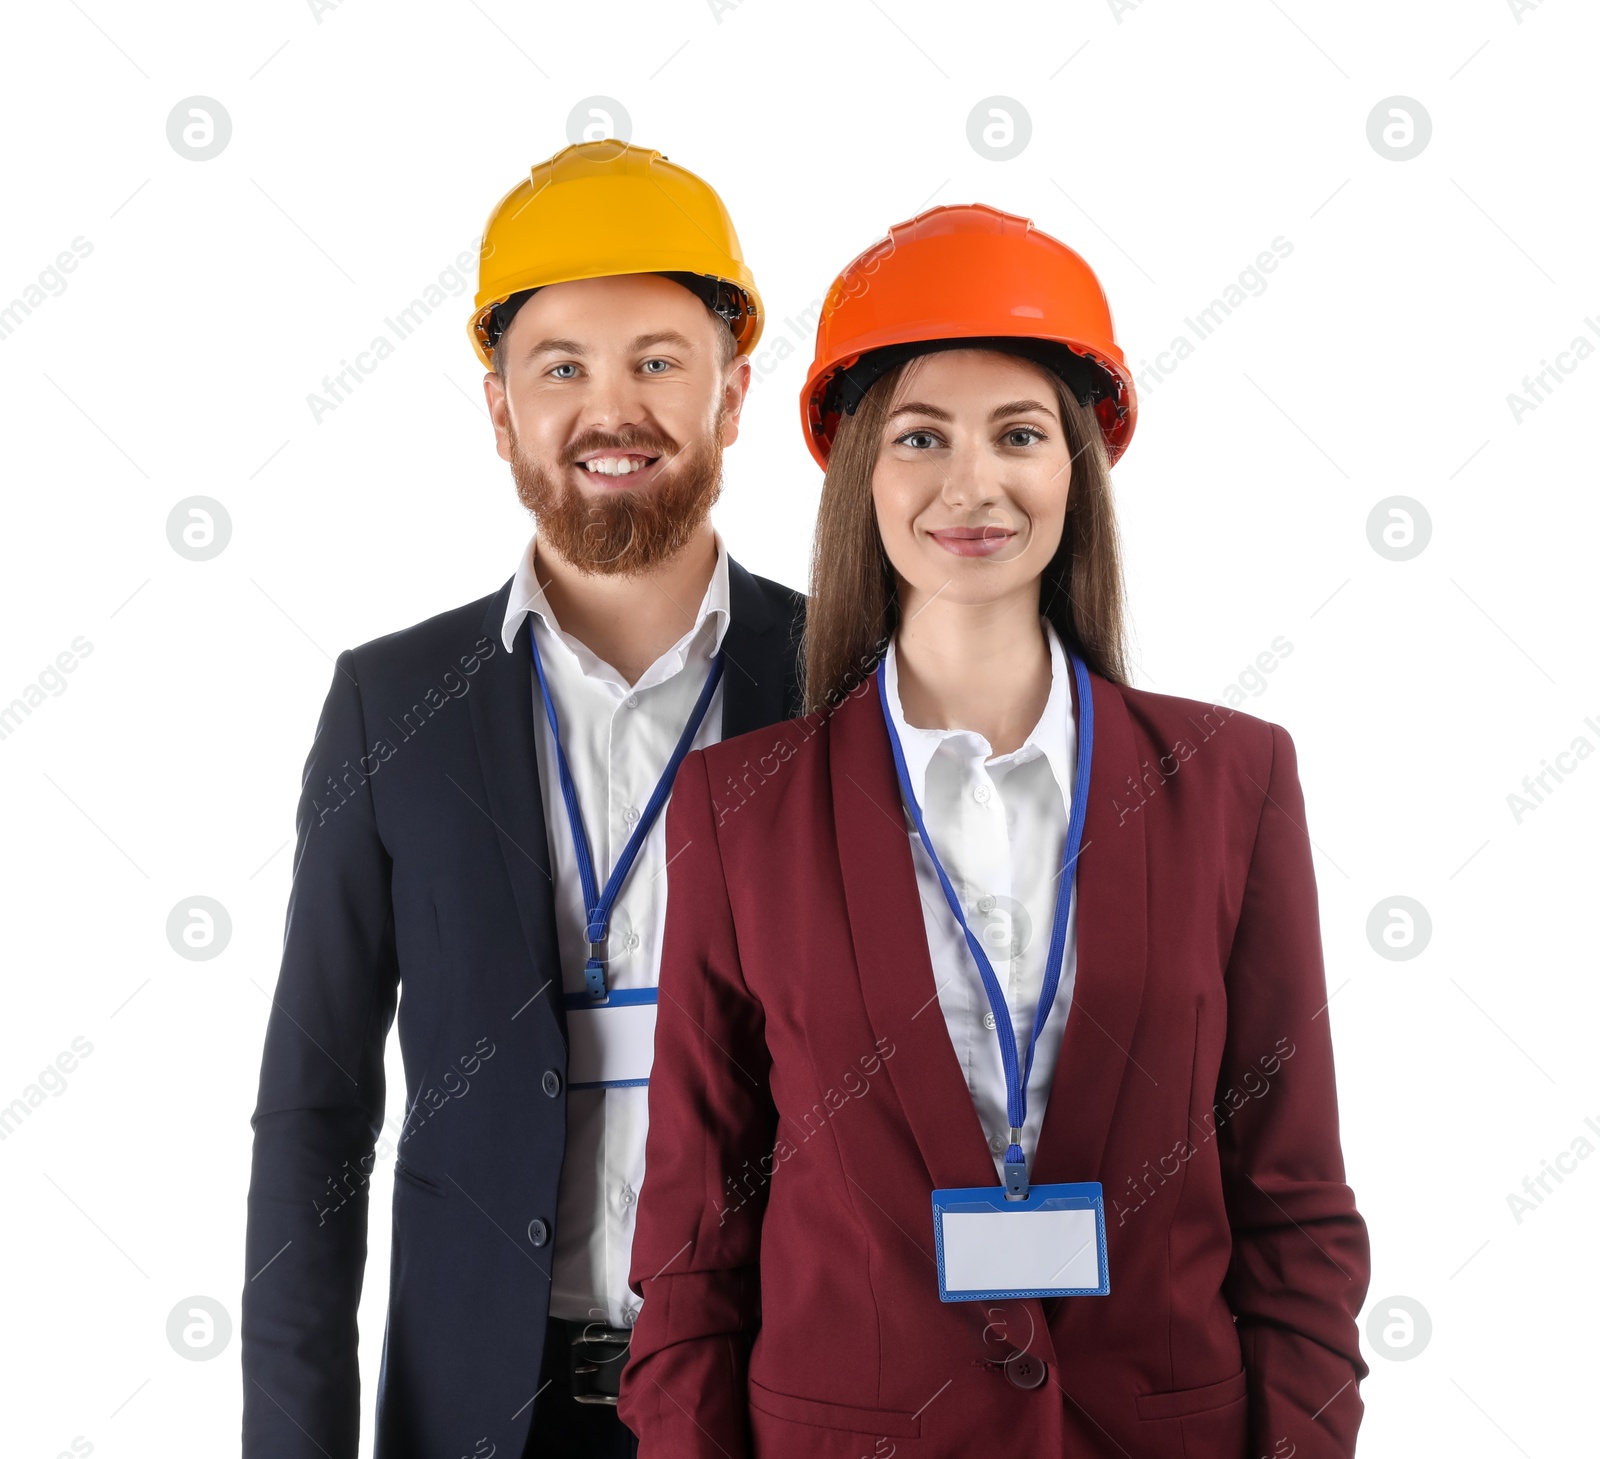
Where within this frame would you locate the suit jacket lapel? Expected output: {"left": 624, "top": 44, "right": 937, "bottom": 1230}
{"left": 469, "top": 582, "right": 566, "bottom": 1043}
{"left": 720, "top": 558, "right": 790, "bottom": 739}
{"left": 830, "top": 681, "right": 999, "bottom": 1192}
{"left": 1032, "top": 669, "right": 1149, "bottom": 1188}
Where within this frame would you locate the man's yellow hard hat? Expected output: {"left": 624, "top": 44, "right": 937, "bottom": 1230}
{"left": 468, "top": 141, "right": 763, "bottom": 367}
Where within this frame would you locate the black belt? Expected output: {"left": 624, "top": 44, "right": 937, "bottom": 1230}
{"left": 546, "top": 1318, "right": 632, "bottom": 1406}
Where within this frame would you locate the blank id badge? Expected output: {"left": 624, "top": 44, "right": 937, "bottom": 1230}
{"left": 564, "top": 988, "right": 658, "bottom": 1090}
{"left": 932, "top": 1181, "right": 1110, "bottom": 1302}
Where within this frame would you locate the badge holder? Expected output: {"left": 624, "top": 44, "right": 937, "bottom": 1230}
{"left": 563, "top": 987, "right": 658, "bottom": 1090}
{"left": 932, "top": 1181, "right": 1109, "bottom": 1302}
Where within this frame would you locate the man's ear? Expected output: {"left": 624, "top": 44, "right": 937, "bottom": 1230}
{"left": 483, "top": 371, "right": 514, "bottom": 463}
{"left": 719, "top": 356, "right": 754, "bottom": 448}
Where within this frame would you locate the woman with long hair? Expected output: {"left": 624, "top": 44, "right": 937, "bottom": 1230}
{"left": 619, "top": 204, "right": 1370, "bottom": 1458}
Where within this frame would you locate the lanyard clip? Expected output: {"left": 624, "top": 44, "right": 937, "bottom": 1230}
{"left": 584, "top": 937, "right": 608, "bottom": 1002}
{"left": 1004, "top": 1129, "right": 1028, "bottom": 1200}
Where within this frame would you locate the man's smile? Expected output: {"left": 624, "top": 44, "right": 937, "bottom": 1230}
{"left": 576, "top": 449, "right": 662, "bottom": 478}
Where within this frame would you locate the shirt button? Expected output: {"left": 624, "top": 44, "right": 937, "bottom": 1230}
{"left": 542, "top": 1069, "right": 562, "bottom": 1098}
{"left": 620, "top": 1184, "right": 636, "bottom": 1207}
{"left": 623, "top": 1305, "right": 639, "bottom": 1328}
{"left": 973, "top": 784, "right": 992, "bottom": 805}
{"left": 983, "top": 1011, "right": 996, "bottom": 1031}
{"left": 977, "top": 895, "right": 996, "bottom": 914}
{"left": 623, "top": 805, "right": 640, "bottom": 825}
{"left": 626, "top": 694, "right": 639, "bottom": 709}
{"left": 989, "top": 1133, "right": 1007, "bottom": 1154}
{"left": 528, "top": 1217, "right": 550, "bottom": 1248}
{"left": 623, "top": 931, "right": 640, "bottom": 952}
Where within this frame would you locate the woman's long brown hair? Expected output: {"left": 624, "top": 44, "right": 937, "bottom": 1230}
{"left": 802, "top": 354, "right": 1130, "bottom": 713}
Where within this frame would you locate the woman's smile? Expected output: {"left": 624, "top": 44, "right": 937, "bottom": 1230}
{"left": 926, "top": 523, "right": 1019, "bottom": 557}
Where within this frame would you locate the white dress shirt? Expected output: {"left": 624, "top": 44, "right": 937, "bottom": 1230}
{"left": 501, "top": 531, "right": 730, "bottom": 1328}
{"left": 882, "top": 620, "right": 1078, "bottom": 1180}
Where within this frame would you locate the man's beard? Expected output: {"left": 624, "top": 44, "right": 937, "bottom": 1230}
{"left": 508, "top": 416, "right": 724, "bottom": 577}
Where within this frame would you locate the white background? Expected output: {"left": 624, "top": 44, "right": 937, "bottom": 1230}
{"left": 2, "top": 1, "right": 1595, "bottom": 1454}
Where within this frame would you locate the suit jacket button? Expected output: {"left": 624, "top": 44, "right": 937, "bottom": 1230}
{"left": 528, "top": 1218, "right": 550, "bottom": 1247}
{"left": 542, "top": 1069, "right": 562, "bottom": 1098}
{"left": 1004, "top": 1351, "right": 1047, "bottom": 1390}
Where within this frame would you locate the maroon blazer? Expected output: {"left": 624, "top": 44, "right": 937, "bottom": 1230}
{"left": 621, "top": 666, "right": 1370, "bottom": 1459}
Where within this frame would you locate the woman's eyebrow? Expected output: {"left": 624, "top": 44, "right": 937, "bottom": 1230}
{"left": 989, "top": 399, "right": 1058, "bottom": 421}
{"left": 886, "top": 401, "right": 954, "bottom": 422}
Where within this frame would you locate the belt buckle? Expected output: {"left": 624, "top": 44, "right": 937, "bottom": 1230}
{"left": 569, "top": 1321, "right": 631, "bottom": 1407}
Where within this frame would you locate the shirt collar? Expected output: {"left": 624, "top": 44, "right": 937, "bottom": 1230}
{"left": 499, "top": 530, "right": 732, "bottom": 682}
{"left": 883, "top": 618, "right": 1076, "bottom": 810}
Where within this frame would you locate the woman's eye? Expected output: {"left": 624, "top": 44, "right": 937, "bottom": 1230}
{"left": 549, "top": 362, "right": 579, "bottom": 380}
{"left": 1002, "top": 426, "right": 1044, "bottom": 448}
{"left": 641, "top": 357, "right": 672, "bottom": 374}
{"left": 897, "top": 430, "right": 941, "bottom": 450}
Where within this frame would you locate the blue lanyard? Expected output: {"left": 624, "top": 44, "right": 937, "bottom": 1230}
{"left": 529, "top": 624, "right": 724, "bottom": 1002}
{"left": 876, "top": 644, "right": 1094, "bottom": 1198}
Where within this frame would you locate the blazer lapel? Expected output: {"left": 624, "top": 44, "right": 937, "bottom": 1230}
{"left": 829, "top": 681, "right": 999, "bottom": 1193}
{"left": 720, "top": 558, "right": 790, "bottom": 739}
{"left": 469, "top": 582, "right": 566, "bottom": 1043}
{"left": 1031, "top": 670, "right": 1149, "bottom": 1187}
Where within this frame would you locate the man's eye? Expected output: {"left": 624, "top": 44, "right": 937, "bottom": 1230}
{"left": 641, "top": 358, "right": 672, "bottom": 374}
{"left": 549, "top": 362, "right": 579, "bottom": 380}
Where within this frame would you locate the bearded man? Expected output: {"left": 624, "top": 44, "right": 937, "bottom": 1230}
{"left": 241, "top": 143, "right": 804, "bottom": 1459}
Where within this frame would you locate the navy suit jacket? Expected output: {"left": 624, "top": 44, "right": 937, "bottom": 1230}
{"left": 242, "top": 561, "right": 805, "bottom": 1459}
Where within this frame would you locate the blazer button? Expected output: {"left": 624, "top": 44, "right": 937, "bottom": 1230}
{"left": 528, "top": 1218, "right": 550, "bottom": 1247}
{"left": 542, "top": 1069, "right": 562, "bottom": 1098}
{"left": 1004, "top": 1351, "right": 1047, "bottom": 1390}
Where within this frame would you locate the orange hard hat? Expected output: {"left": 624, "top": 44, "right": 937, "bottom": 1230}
{"left": 801, "top": 203, "right": 1137, "bottom": 469}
